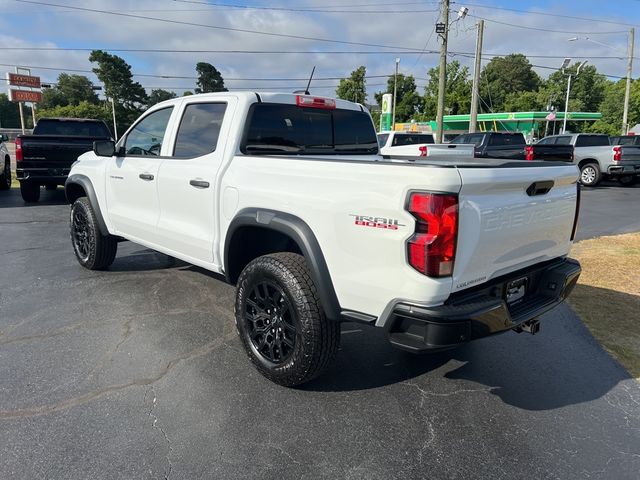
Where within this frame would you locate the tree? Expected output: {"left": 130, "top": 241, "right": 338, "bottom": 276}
{"left": 0, "top": 93, "right": 22, "bottom": 128}
{"left": 89, "top": 50, "right": 147, "bottom": 108}
{"left": 195, "top": 62, "right": 227, "bottom": 93}
{"left": 374, "top": 74, "right": 423, "bottom": 123}
{"left": 336, "top": 66, "right": 367, "bottom": 104}
{"left": 147, "top": 89, "right": 177, "bottom": 107}
{"left": 89, "top": 50, "right": 148, "bottom": 134}
{"left": 480, "top": 54, "right": 541, "bottom": 112}
{"left": 422, "top": 61, "right": 471, "bottom": 120}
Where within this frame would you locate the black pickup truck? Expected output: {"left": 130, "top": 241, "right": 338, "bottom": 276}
{"left": 16, "top": 118, "right": 112, "bottom": 202}
{"left": 450, "top": 132, "right": 574, "bottom": 161}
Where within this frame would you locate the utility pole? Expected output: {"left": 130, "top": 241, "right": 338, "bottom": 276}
{"left": 469, "top": 19, "right": 484, "bottom": 133}
{"left": 622, "top": 27, "right": 635, "bottom": 135}
{"left": 110, "top": 98, "right": 118, "bottom": 140}
{"left": 435, "top": 0, "right": 450, "bottom": 144}
{"left": 392, "top": 57, "right": 400, "bottom": 130}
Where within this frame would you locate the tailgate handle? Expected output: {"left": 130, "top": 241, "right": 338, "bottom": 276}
{"left": 526, "top": 180, "right": 554, "bottom": 196}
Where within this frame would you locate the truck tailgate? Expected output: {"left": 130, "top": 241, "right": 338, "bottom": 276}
{"left": 453, "top": 164, "right": 578, "bottom": 292}
{"left": 21, "top": 136, "right": 100, "bottom": 167}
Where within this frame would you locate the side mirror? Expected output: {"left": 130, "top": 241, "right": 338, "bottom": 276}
{"left": 93, "top": 140, "right": 115, "bottom": 157}
{"left": 1, "top": 134, "right": 8, "bottom": 142}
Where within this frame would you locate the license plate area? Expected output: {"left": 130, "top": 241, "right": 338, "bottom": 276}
{"left": 505, "top": 276, "right": 528, "bottom": 304}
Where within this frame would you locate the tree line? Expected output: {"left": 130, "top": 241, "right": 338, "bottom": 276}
{"left": 1, "top": 52, "right": 634, "bottom": 136}
{"left": 0, "top": 50, "right": 227, "bottom": 136}
{"left": 337, "top": 54, "right": 634, "bottom": 135}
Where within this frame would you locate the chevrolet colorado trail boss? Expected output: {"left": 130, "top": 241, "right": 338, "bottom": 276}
{"left": 65, "top": 93, "right": 581, "bottom": 386}
{"left": 537, "top": 133, "right": 640, "bottom": 186}
{"left": 16, "top": 118, "right": 112, "bottom": 202}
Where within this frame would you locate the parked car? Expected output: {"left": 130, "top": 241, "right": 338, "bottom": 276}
{"left": 377, "top": 131, "right": 474, "bottom": 159}
{"left": 16, "top": 118, "right": 113, "bottom": 202}
{"left": 537, "top": 133, "right": 640, "bottom": 186}
{"left": 610, "top": 135, "right": 640, "bottom": 146}
{"left": 0, "top": 134, "right": 11, "bottom": 190}
{"left": 450, "top": 132, "right": 574, "bottom": 162}
{"left": 65, "top": 92, "right": 581, "bottom": 386}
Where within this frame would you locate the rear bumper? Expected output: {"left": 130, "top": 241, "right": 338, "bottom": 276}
{"left": 607, "top": 163, "right": 640, "bottom": 175}
{"left": 385, "top": 258, "right": 581, "bottom": 353}
{"left": 17, "top": 167, "right": 70, "bottom": 183}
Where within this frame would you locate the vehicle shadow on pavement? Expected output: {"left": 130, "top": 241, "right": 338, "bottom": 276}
{"left": 108, "top": 248, "right": 190, "bottom": 272}
{"left": 306, "top": 306, "right": 632, "bottom": 412}
{"left": 0, "top": 188, "right": 68, "bottom": 208}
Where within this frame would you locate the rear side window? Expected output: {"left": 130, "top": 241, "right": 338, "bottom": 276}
{"left": 555, "top": 136, "right": 572, "bottom": 145}
{"left": 174, "top": 103, "right": 227, "bottom": 158}
{"left": 575, "top": 135, "right": 610, "bottom": 147}
{"left": 377, "top": 133, "right": 389, "bottom": 148}
{"left": 537, "top": 137, "right": 554, "bottom": 145}
{"left": 391, "top": 134, "right": 434, "bottom": 146}
{"left": 488, "top": 134, "right": 525, "bottom": 146}
{"left": 34, "top": 119, "right": 111, "bottom": 137}
{"left": 241, "top": 103, "right": 378, "bottom": 155}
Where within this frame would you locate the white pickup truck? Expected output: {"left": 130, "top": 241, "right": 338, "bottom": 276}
{"left": 377, "top": 131, "right": 474, "bottom": 159}
{"left": 65, "top": 92, "right": 581, "bottom": 386}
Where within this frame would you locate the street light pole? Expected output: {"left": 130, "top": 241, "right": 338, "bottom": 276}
{"left": 622, "top": 28, "right": 635, "bottom": 135}
{"left": 392, "top": 57, "right": 399, "bottom": 131}
{"left": 469, "top": 19, "right": 484, "bottom": 133}
{"left": 563, "top": 74, "right": 573, "bottom": 134}
{"left": 110, "top": 98, "right": 118, "bottom": 140}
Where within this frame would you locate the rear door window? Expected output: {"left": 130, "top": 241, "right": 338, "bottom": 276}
{"left": 555, "top": 136, "right": 572, "bottom": 145}
{"left": 173, "top": 103, "right": 227, "bottom": 158}
{"left": 575, "top": 135, "right": 610, "bottom": 147}
{"left": 466, "top": 134, "right": 485, "bottom": 147}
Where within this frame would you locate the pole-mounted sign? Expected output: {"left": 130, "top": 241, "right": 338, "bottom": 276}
{"left": 9, "top": 89, "right": 43, "bottom": 103}
{"left": 380, "top": 93, "right": 392, "bottom": 132}
{"left": 6, "top": 69, "right": 42, "bottom": 133}
{"left": 8, "top": 73, "right": 41, "bottom": 89}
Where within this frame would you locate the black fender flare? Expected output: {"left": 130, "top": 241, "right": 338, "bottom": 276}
{"left": 224, "top": 208, "right": 341, "bottom": 321}
{"left": 65, "top": 174, "right": 109, "bottom": 236}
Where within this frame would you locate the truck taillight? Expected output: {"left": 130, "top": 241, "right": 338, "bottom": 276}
{"left": 15, "top": 137, "right": 23, "bottom": 162}
{"left": 571, "top": 183, "right": 581, "bottom": 241}
{"left": 295, "top": 95, "right": 336, "bottom": 109}
{"left": 419, "top": 146, "right": 428, "bottom": 157}
{"left": 613, "top": 145, "right": 622, "bottom": 162}
{"left": 525, "top": 145, "right": 534, "bottom": 161}
{"left": 406, "top": 192, "right": 458, "bottom": 277}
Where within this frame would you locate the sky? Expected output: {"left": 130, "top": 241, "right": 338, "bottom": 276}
{"left": 1, "top": 0, "right": 640, "bottom": 103}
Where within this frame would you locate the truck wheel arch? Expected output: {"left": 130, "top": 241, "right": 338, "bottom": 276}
{"left": 65, "top": 174, "right": 109, "bottom": 236}
{"left": 224, "top": 209, "right": 341, "bottom": 321}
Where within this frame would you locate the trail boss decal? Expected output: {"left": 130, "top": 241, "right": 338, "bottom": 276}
{"left": 350, "top": 214, "right": 405, "bottom": 230}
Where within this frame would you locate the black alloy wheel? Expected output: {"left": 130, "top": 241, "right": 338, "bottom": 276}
{"left": 245, "top": 280, "right": 297, "bottom": 364}
{"left": 71, "top": 205, "right": 92, "bottom": 263}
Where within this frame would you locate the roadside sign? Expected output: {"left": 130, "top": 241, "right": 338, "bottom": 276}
{"left": 7, "top": 72, "right": 41, "bottom": 88}
{"left": 9, "top": 89, "right": 42, "bottom": 103}
{"left": 380, "top": 93, "right": 392, "bottom": 132}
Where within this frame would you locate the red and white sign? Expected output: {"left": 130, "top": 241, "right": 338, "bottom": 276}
{"left": 9, "top": 89, "right": 42, "bottom": 103}
{"left": 8, "top": 73, "right": 41, "bottom": 88}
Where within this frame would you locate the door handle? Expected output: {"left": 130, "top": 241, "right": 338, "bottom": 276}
{"left": 189, "top": 179, "right": 210, "bottom": 189}
{"left": 139, "top": 173, "right": 154, "bottom": 181}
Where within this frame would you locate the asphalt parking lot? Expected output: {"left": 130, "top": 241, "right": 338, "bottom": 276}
{"left": 1, "top": 183, "right": 639, "bottom": 479}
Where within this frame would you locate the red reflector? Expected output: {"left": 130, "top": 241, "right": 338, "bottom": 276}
{"left": 406, "top": 192, "right": 458, "bottom": 277}
{"left": 418, "top": 145, "right": 428, "bottom": 157}
{"left": 613, "top": 145, "right": 622, "bottom": 162}
{"left": 15, "top": 137, "right": 23, "bottom": 162}
{"left": 525, "top": 145, "right": 534, "bottom": 161}
{"left": 295, "top": 95, "right": 336, "bottom": 109}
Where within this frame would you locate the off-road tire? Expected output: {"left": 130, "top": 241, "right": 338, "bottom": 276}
{"left": 0, "top": 158, "right": 10, "bottom": 190}
{"left": 235, "top": 252, "right": 340, "bottom": 387}
{"left": 70, "top": 197, "right": 117, "bottom": 270}
{"left": 618, "top": 175, "right": 637, "bottom": 187}
{"left": 579, "top": 162, "right": 601, "bottom": 187}
{"left": 20, "top": 181, "right": 40, "bottom": 202}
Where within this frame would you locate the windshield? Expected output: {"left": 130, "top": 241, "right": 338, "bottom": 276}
{"left": 241, "top": 103, "right": 378, "bottom": 155}
{"left": 377, "top": 133, "right": 389, "bottom": 148}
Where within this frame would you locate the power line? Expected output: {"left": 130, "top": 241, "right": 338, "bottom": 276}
{"left": 12, "top": 0, "right": 426, "bottom": 51}
{"left": 467, "top": 13, "right": 627, "bottom": 35}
